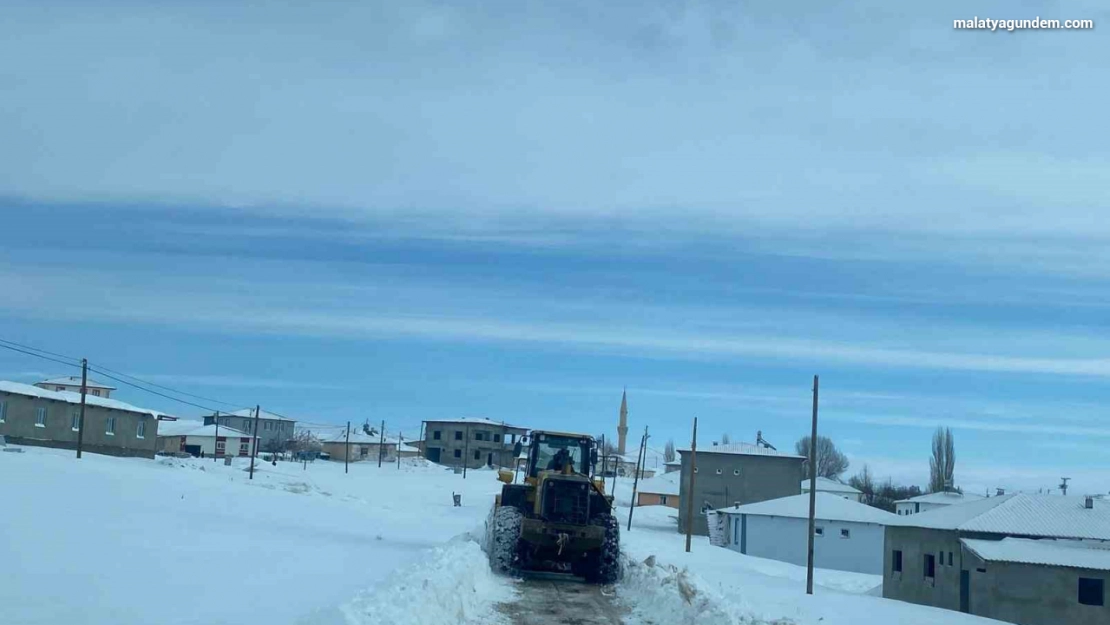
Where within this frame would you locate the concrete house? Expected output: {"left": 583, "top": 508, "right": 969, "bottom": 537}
{"left": 156, "top": 420, "right": 256, "bottom": 458}
{"left": 663, "top": 459, "right": 681, "bottom": 474}
{"left": 318, "top": 431, "right": 419, "bottom": 463}
{"left": 0, "top": 380, "right": 165, "bottom": 458}
{"left": 635, "top": 472, "right": 681, "bottom": 509}
{"left": 677, "top": 441, "right": 806, "bottom": 536}
{"left": 420, "top": 418, "right": 527, "bottom": 469}
{"left": 719, "top": 492, "right": 898, "bottom": 574}
{"left": 34, "top": 375, "right": 116, "bottom": 398}
{"left": 895, "top": 491, "right": 984, "bottom": 516}
{"left": 204, "top": 409, "right": 295, "bottom": 451}
{"left": 883, "top": 493, "right": 1110, "bottom": 625}
{"left": 801, "top": 477, "right": 864, "bottom": 502}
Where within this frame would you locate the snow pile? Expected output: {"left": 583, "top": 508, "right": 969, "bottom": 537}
{"left": 621, "top": 556, "right": 765, "bottom": 625}
{"left": 339, "top": 534, "right": 512, "bottom": 625}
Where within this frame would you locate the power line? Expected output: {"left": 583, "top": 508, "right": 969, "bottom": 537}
{"left": 86, "top": 367, "right": 222, "bottom": 413}
{"left": 0, "top": 341, "right": 83, "bottom": 370}
{"left": 88, "top": 363, "right": 246, "bottom": 410}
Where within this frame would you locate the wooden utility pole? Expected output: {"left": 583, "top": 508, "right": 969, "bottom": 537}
{"left": 249, "top": 405, "right": 260, "bottom": 480}
{"left": 75, "top": 358, "right": 88, "bottom": 459}
{"left": 397, "top": 432, "right": 403, "bottom": 469}
{"left": 462, "top": 424, "right": 471, "bottom": 478}
{"left": 378, "top": 420, "right": 385, "bottom": 468}
{"left": 685, "top": 417, "right": 698, "bottom": 553}
{"left": 627, "top": 427, "right": 648, "bottom": 531}
{"left": 213, "top": 410, "right": 220, "bottom": 462}
{"left": 806, "top": 375, "right": 820, "bottom": 595}
{"left": 345, "top": 421, "right": 351, "bottom": 474}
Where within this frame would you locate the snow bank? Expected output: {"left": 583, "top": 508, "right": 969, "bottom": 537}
{"left": 621, "top": 556, "right": 762, "bottom": 625}
{"left": 338, "top": 534, "right": 513, "bottom": 625}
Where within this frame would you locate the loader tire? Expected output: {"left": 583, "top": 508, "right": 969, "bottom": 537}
{"left": 489, "top": 506, "right": 524, "bottom": 576}
{"left": 583, "top": 514, "right": 622, "bottom": 584}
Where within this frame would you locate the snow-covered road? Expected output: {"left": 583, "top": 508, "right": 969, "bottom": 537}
{"left": 498, "top": 574, "right": 625, "bottom": 625}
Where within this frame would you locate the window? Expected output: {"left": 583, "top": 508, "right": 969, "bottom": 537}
{"left": 0, "top": 400, "right": 6, "bottom": 422}
{"left": 105, "top": 416, "right": 116, "bottom": 435}
{"left": 814, "top": 527, "right": 824, "bottom": 537}
{"left": 239, "top": 440, "right": 249, "bottom": 455}
{"left": 493, "top": 433, "right": 502, "bottom": 443}
{"left": 91, "top": 390, "right": 101, "bottom": 397}
{"left": 892, "top": 550, "right": 903, "bottom": 573}
{"left": 475, "top": 431, "right": 484, "bottom": 441}
{"left": 433, "top": 430, "right": 442, "bottom": 440}
{"left": 56, "top": 386, "right": 66, "bottom": 391}
{"left": 715, "top": 468, "right": 723, "bottom": 475}
{"left": 454, "top": 431, "right": 463, "bottom": 440}
{"left": 216, "top": 440, "right": 226, "bottom": 452}
{"left": 659, "top": 495, "right": 668, "bottom": 505}
{"left": 924, "top": 554, "right": 936, "bottom": 579}
{"left": 693, "top": 467, "right": 699, "bottom": 474}
{"left": 35, "top": 407, "right": 46, "bottom": 427}
{"left": 453, "top": 449, "right": 462, "bottom": 458}
{"left": 72, "top": 411, "right": 81, "bottom": 431}
{"left": 840, "top": 528, "right": 851, "bottom": 539}
{"left": 733, "top": 469, "right": 740, "bottom": 476}
{"left": 136, "top": 421, "right": 145, "bottom": 438}
{"left": 1078, "top": 578, "right": 1104, "bottom": 606}
{"left": 948, "top": 552, "right": 954, "bottom": 566}
{"left": 473, "top": 450, "right": 481, "bottom": 460}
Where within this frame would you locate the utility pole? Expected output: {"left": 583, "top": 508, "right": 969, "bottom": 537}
{"left": 600, "top": 434, "right": 607, "bottom": 483}
{"left": 378, "top": 420, "right": 385, "bottom": 468}
{"left": 685, "top": 417, "right": 698, "bottom": 553}
{"left": 249, "top": 405, "right": 260, "bottom": 480}
{"left": 806, "top": 375, "right": 820, "bottom": 595}
{"left": 213, "top": 410, "right": 220, "bottom": 462}
{"left": 418, "top": 421, "right": 426, "bottom": 459}
{"left": 345, "top": 421, "right": 351, "bottom": 474}
{"left": 462, "top": 424, "right": 471, "bottom": 479}
{"left": 397, "top": 432, "right": 403, "bottom": 469}
{"left": 627, "top": 427, "right": 648, "bottom": 531}
{"left": 75, "top": 358, "right": 88, "bottom": 459}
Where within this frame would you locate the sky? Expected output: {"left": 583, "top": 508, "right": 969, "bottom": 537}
{"left": 2, "top": 0, "right": 1109, "bottom": 495}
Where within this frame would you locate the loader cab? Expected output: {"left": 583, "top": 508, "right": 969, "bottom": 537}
{"left": 521, "top": 431, "right": 596, "bottom": 479}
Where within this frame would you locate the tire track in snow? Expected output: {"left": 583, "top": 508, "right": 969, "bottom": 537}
{"left": 498, "top": 573, "right": 625, "bottom": 625}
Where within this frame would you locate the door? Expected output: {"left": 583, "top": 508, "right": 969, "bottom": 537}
{"left": 426, "top": 448, "right": 441, "bottom": 463}
{"left": 959, "top": 570, "right": 970, "bottom": 613}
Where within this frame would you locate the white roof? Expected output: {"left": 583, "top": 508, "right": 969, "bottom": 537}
{"left": 664, "top": 459, "right": 681, "bottom": 466}
{"left": 891, "top": 494, "right": 1110, "bottom": 540}
{"left": 226, "top": 408, "right": 296, "bottom": 422}
{"left": 155, "top": 421, "right": 253, "bottom": 438}
{"left": 636, "top": 472, "right": 682, "bottom": 497}
{"left": 896, "top": 491, "right": 985, "bottom": 505}
{"left": 37, "top": 375, "right": 115, "bottom": 390}
{"left": 802, "top": 477, "right": 861, "bottom": 495}
{"left": 424, "top": 417, "right": 524, "bottom": 430}
{"left": 678, "top": 441, "right": 805, "bottom": 460}
{"left": 962, "top": 537, "right": 1110, "bottom": 571}
{"left": 719, "top": 493, "right": 898, "bottom": 525}
{"left": 0, "top": 380, "right": 169, "bottom": 419}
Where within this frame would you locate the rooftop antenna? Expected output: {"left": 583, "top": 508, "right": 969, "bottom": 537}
{"left": 755, "top": 430, "right": 777, "bottom": 450}
{"left": 1060, "top": 477, "right": 1071, "bottom": 496}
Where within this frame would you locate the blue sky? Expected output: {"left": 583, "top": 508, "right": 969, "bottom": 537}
{"left": 2, "top": 1, "right": 1108, "bottom": 494}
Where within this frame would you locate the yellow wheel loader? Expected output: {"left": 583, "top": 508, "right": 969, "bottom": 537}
{"left": 486, "top": 430, "right": 621, "bottom": 584}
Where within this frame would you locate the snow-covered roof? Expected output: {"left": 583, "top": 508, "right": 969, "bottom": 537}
{"left": 891, "top": 494, "right": 1110, "bottom": 540}
{"left": 423, "top": 417, "right": 524, "bottom": 430}
{"left": 318, "top": 431, "right": 384, "bottom": 444}
{"left": 37, "top": 376, "right": 115, "bottom": 390}
{"left": 636, "top": 472, "right": 681, "bottom": 497}
{"left": 802, "top": 477, "right": 861, "bottom": 495}
{"left": 226, "top": 408, "right": 296, "bottom": 422}
{"left": 678, "top": 442, "right": 805, "bottom": 460}
{"left": 156, "top": 421, "right": 253, "bottom": 438}
{"left": 0, "top": 380, "right": 170, "bottom": 419}
{"left": 720, "top": 493, "right": 897, "bottom": 524}
{"left": 895, "top": 491, "right": 984, "bottom": 505}
{"left": 665, "top": 459, "right": 681, "bottom": 466}
{"left": 962, "top": 537, "right": 1110, "bottom": 571}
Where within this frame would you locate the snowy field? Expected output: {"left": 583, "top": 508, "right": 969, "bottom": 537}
{"left": 1, "top": 447, "right": 1004, "bottom": 625}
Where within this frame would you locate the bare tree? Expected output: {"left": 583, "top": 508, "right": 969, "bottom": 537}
{"left": 664, "top": 438, "right": 676, "bottom": 463}
{"left": 795, "top": 435, "right": 850, "bottom": 479}
{"left": 848, "top": 464, "right": 876, "bottom": 506}
{"left": 929, "top": 427, "right": 956, "bottom": 492}
{"left": 289, "top": 430, "right": 322, "bottom": 457}
{"left": 720, "top": 432, "right": 731, "bottom": 445}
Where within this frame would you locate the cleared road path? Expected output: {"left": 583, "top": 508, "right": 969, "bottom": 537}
{"left": 498, "top": 572, "right": 625, "bottom": 625}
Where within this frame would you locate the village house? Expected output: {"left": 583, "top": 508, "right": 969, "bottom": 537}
{"left": 420, "top": 417, "right": 527, "bottom": 469}
{"left": 883, "top": 493, "right": 1110, "bottom": 625}
{"left": 635, "top": 472, "right": 681, "bottom": 509}
{"left": 663, "top": 459, "right": 682, "bottom": 473}
{"left": 318, "top": 430, "right": 420, "bottom": 463}
{"left": 719, "top": 492, "right": 898, "bottom": 574}
{"left": 677, "top": 441, "right": 806, "bottom": 536}
{"left": 895, "top": 491, "right": 985, "bottom": 516}
{"left": 0, "top": 380, "right": 166, "bottom": 458}
{"left": 155, "top": 420, "right": 256, "bottom": 458}
{"left": 204, "top": 408, "right": 296, "bottom": 451}
{"left": 34, "top": 375, "right": 116, "bottom": 398}
{"left": 801, "top": 476, "right": 864, "bottom": 502}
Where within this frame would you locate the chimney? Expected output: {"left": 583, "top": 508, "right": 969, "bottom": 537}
{"left": 996, "top": 488, "right": 1005, "bottom": 497}
{"left": 1086, "top": 496, "right": 1094, "bottom": 510}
